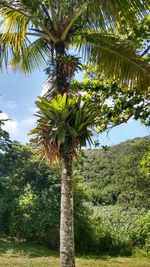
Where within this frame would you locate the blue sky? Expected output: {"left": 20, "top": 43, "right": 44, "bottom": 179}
{"left": 0, "top": 69, "right": 149, "bottom": 146}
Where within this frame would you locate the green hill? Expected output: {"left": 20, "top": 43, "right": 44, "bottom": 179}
{"left": 80, "top": 136, "right": 150, "bottom": 208}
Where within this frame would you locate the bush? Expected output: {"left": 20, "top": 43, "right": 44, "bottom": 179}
{"left": 91, "top": 206, "right": 146, "bottom": 256}
{"left": 132, "top": 210, "right": 150, "bottom": 251}
{"left": 10, "top": 181, "right": 94, "bottom": 252}
{"left": 10, "top": 186, "right": 60, "bottom": 249}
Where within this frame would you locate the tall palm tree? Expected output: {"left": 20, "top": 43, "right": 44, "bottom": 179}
{"left": 0, "top": 1, "right": 150, "bottom": 267}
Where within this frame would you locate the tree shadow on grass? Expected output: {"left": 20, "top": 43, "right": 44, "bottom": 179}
{"left": 0, "top": 236, "right": 58, "bottom": 258}
{"left": 0, "top": 237, "right": 119, "bottom": 262}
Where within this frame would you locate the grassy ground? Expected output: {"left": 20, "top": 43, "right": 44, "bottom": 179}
{"left": 0, "top": 237, "right": 149, "bottom": 267}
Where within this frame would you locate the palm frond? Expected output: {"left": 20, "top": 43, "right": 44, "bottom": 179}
{"left": 0, "top": 3, "right": 59, "bottom": 44}
{"left": 86, "top": 0, "right": 150, "bottom": 30}
{"left": 73, "top": 32, "right": 150, "bottom": 91}
{"left": 0, "top": 0, "right": 149, "bottom": 85}
{"left": 1, "top": 7, "right": 28, "bottom": 36}
{"left": 0, "top": 34, "right": 25, "bottom": 68}
{"left": 10, "top": 38, "right": 50, "bottom": 74}
{"left": 0, "top": 8, "right": 28, "bottom": 67}
{"left": 47, "top": 0, "right": 58, "bottom": 31}
{"left": 61, "top": 4, "right": 86, "bottom": 41}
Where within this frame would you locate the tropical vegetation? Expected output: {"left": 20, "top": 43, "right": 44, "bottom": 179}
{"left": 0, "top": 135, "right": 149, "bottom": 255}
{"left": 0, "top": 1, "right": 150, "bottom": 267}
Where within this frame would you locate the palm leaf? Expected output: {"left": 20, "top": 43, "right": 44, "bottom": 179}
{"left": 0, "top": 8, "right": 29, "bottom": 67}
{"left": 73, "top": 32, "right": 150, "bottom": 91}
{"left": 86, "top": 0, "right": 150, "bottom": 29}
{"left": 0, "top": 0, "right": 149, "bottom": 88}
{"left": 1, "top": 8, "right": 28, "bottom": 37}
{"left": 0, "top": 3, "right": 59, "bottom": 44}
{"left": 10, "top": 38, "right": 50, "bottom": 73}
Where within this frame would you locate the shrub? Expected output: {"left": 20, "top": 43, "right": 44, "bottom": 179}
{"left": 132, "top": 210, "right": 150, "bottom": 251}
{"left": 91, "top": 206, "right": 146, "bottom": 255}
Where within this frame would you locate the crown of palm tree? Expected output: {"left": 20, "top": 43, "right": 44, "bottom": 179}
{"left": 0, "top": 0, "right": 150, "bottom": 91}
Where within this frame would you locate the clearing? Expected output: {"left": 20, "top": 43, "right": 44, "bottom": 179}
{"left": 0, "top": 237, "right": 149, "bottom": 267}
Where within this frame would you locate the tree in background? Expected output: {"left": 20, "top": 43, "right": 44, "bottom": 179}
{"left": 0, "top": 140, "right": 93, "bottom": 252}
{"left": 141, "top": 151, "right": 150, "bottom": 178}
{"left": 0, "top": 1, "right": 150, "bottom": 266}
{"left": 0, "top": 111, "right": 10, "bottom": 151}
{"left": 0, "top": 140, "right": 61, "bottom": 239}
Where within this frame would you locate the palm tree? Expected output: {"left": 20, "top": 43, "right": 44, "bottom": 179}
{"left": 0, "top": 1, "right": 150, "bottom": 267}
{"left": 30, "top": 93, "right": 101, "bottom": 267}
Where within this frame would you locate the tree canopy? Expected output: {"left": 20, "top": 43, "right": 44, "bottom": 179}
{"left": 0, "top": 0, "right": 150, "bottom": 91}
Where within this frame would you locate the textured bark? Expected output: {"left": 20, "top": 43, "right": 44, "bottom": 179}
{"left": 55, "top": 42, "right": 68, "bottom": 94}
{"left": 55, "top": 42, "right": 75, "bottom": 267}
{"left": 60, "top": 151, "right": 75, "bottom": 267}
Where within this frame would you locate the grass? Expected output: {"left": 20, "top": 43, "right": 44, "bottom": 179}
{"left": 0, "top": 237, "right": 149, "bottom": 267}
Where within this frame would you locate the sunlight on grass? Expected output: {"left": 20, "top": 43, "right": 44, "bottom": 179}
{"left": 76, "top": 257, "right": 150, "bottom": 267}
{"left": 0, "top": 255, "right": 150, "bottom": 267}
{"left": 0, "top": 237, "right": 149, "bottom": 267}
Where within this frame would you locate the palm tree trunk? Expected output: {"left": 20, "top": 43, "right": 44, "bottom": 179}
{"left": 60, "top": 151, "right": 75, "bottom": 267}
{"left": 55, "top": 43, "right": 75, "bottom": 267}
{"left": 55, "top": 42, "right": 68, "bottom": 94}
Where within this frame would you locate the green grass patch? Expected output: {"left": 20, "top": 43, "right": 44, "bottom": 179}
{"left": 0, "top": 237, "right": 149, "bottom": 267}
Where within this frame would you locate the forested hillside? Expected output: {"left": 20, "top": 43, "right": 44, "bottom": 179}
{"left": 81, "top": 136, "right": 150, "bottom": 209}
{"left": 0, "top": 135, "right": 149, "bottom": 255}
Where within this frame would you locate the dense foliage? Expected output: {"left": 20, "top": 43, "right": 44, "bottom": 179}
{"left": 0, "top": 141, "right": 92, "bottom": 251}
{"left": 81, "top": 136, "right": 150, "bottom": 209}
{"left": 0, "top": 112, "right": 10, "bottom": 151}
{"left": 0, "top": 136, "right": 149, "bottom": 255}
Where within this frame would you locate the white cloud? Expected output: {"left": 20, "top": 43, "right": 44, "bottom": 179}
{"left": 0, "top": 112, "right": 37, "bottom": 143}
{"left": 21, "top": 116, "right": 36, "bottom": 127}
{"left": 4, "top": 120, "right": 18, "bottom": 135}
{"left": 0, "top": 112, "right": 8, "bottom": 120}
{"left": 0, "top": 112, "right": 18, "bottom": 135}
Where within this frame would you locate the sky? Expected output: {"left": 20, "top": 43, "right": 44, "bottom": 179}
{"left": 0, "top": 69, "right": 149, "bottom": 147}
